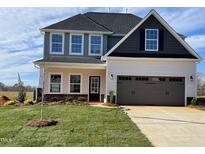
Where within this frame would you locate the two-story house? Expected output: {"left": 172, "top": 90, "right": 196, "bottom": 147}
{"left": 34, "top": 9, "right": 201, "bottom": 106}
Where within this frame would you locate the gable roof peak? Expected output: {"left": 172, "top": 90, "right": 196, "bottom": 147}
{"left": 102, "top": 9, "right": 201, "bottom": 61}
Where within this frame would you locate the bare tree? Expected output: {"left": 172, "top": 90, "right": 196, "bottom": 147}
{"left": 197, "top": 73, "right": 205, "bottom": 96}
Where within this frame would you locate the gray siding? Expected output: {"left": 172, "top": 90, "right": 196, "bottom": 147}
{"left": 111, "top": 15, "right": 196, "bottom": 58}
{"left": 64, "top": 33, "right": 69, "bottom": 56}
{"left": 44, "top": 33, "right": 109, "bottom": 58}
{"left": 103, "top": 35, "right": 108, "bottom": 55}
{"left": 44, "top": 32, "right": 50, "bottom": 59}
{"left": 107, "top": 36, "right": 123, "bottom": 51}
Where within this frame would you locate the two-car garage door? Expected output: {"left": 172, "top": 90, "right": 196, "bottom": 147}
{"left": 117, "top": 76, "right": 185, "bottom": 106}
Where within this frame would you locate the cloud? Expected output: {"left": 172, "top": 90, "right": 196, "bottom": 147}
{"left": 0, "top": 8, "right": 86, "bottom": 86}
{"left": 0, "top": 7, "right": 205, "bottom": 86}
{"left": 186, "top": 35, "right": 205, "bottom": 50}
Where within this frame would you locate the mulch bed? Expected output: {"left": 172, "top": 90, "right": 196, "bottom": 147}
{"left": 103, "top": 103, "right": 119, "bottom": 107}
{"left": 26, "top": 119, "right": 58, "bottom": 127}
{"left": 0, "top": 96, "right": 10, "bottom": 105}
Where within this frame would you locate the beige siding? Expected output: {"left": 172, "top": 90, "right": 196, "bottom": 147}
{"left": 44, "top": 67, "right": 106, "bottom": 95}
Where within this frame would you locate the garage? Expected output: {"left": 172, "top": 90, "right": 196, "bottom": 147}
{"left": 117, "top": 76, "right": 185, "bottom": 106}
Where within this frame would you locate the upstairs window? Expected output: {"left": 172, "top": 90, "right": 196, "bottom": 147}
{"left": 145, "top": 29, "right": 158, "bottom": 51}
{"left": 70, "top": 34, "right": 83, "bottom": 55}
{"left": 89, "top": 35, "right": 103, "bottom": 56}
{"left": 50, "top": 33, "right": 64, "bottom": 54}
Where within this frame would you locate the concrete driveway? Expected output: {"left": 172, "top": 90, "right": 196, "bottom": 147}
{"left": 122, "top": 106, "right": 205, "bottom": 147}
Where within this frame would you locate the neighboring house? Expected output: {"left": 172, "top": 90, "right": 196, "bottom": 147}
{"left": 34, "top": 9, "right": 201, "bottom": 106}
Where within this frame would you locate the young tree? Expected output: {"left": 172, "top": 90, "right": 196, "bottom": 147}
{"left": 17, "top": 73, "right": 26, "bottom": 103}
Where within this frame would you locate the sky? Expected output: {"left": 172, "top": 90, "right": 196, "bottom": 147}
{"left": 0, "top": 7, "right": 205, "bottom": 86}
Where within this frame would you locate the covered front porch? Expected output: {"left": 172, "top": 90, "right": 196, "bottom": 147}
{"left": 36, "top": 62, "right": 106, "bottom": 102}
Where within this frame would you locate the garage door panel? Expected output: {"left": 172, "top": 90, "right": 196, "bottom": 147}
{"left": 117, "top": 76, "right": 185, "bottom": 106}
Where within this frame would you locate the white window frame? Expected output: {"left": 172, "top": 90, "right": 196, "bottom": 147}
{"left": 49, "top": 33, "right": 64, "bottom": 55}
{"left": 69, "top": 33, "right": 84, "bottom": 55}
{"left": 88, "top": 34, "right": 103, "bottom": 56}
{"left": 145, "top": 29, "right": 159, "bottom": 51}
{"left": 49, "top": 73, "right": 63, "bottom": 94}
{"left": 68, "top": 73, "right": 82, "bottom": 94}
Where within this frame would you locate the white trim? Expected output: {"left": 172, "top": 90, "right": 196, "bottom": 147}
{"left": 102, "top": 9, "right": 202, "bottom": 61}
{"left": 48, "top": 72, "right": 63, "bottom": 94}
{"left": 145, "top": 29, "right": 159, "bottom": 51}
{"left": 68, "top": 73, "right": 82, "bottom": 94}
{"left": 49, "top": 32, "right": 64, "bottom": 55}
{"left": 88, "top": 34, "right": 103, "bottom": 56}
{"left": 106, "top": 56, "right": 199, "bottom": 62}
{"left": 69, "top": 33, "right": 84, "bottom": 56}
{"left": 41, "top": 29, "right": 113, "bottom": 35}
{"left": 34, "top": 61, "right": 106, "bottom": 69}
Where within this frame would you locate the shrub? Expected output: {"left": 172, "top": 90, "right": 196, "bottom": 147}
{"left": 4, "top": 100, "right": 16, "bottom": 106}
{"left": 24, "top": 99, "right": 34, "bottom": 105}
{"left": 109, "top": 91, "right": 115, "bottom": 104}
{"left": 65, "top": 96, "right": 74, "bottom": 102}
{"left": 191, "top": 97, "right": 198, "bottom": 106}
{"left": 77, "top": 96, "right": 87, "bottom": 102}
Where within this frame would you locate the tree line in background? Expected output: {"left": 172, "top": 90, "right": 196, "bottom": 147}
{"left": 0, "top": 82, "right": 35, "bottom": 92}
{"left": 197, "top": 73, "right": 205, "bottom": 96}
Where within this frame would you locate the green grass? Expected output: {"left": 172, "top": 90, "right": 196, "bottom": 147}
{"left": 0, "top": 91, "right": 33, "bottom": 100}
{"left": 0, "top": 105, "right": 152, "bottom": 147}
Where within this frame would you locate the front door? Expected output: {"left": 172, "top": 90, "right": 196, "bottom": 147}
{"left": 89, "top": 76, "right": 100, "bottom": 102}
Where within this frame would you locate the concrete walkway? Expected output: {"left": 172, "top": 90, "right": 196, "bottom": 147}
{"left": 122, "top": 106, "right": 205, "bottom": 147}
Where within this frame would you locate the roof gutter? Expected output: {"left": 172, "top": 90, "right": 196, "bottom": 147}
{"left": 106, "top": 56, "right": 200, "bottom": 62}
{"left": 40, "top": 28, "right": 113, "bottom": 35}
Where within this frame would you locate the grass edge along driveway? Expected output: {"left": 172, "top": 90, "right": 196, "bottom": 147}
{"left": 0, "top": 105, "right": 152, "bottom": 147}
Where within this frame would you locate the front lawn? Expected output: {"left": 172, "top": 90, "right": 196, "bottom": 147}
{"left": 0, "top": 105, "right": 152, "bottom": 147}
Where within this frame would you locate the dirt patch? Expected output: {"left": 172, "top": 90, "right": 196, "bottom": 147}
{"left": 0, "top": 96, "right": 10, "bottom": 105}
{"left": 89, "top": 103, "right": 119, "bottom": 108}
{"left": 26, "top": 119, "right": 58, "bottom": 127}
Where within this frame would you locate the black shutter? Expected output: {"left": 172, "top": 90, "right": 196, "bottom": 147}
{"left": 159, "top": 29, "right": 164, "bottom": 51}
{"left": 139, "top": 29, "right": 145, "bottom": 50}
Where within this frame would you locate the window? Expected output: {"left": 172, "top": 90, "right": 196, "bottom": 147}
{"left": 169, "top": 77, "right": 183, "bottom": 82}
{"left": 50, "top": 74, "right": 61, "bottom": 93}
{"left": 50, "top": 33, "right": 64, "bottom": 54}
{"left": 135, "top": 76, "right": 148, "bottom": 81}
{"left": 151, "top": 77, "right": 166, "bottom": 82}
{"left": 89, "top": 35, "right": 102, "bottom": 55}
{"left": 145, "top": 29, "right": 158, "bottom": 51}
{"left": 70, "top": 34, "right": 83, "bottom": 55}
{"left": 70, "top": 75, "right": 81, "bottom": 93}
{"left": 118, "top": 76, "right": 132, "bottom": 81}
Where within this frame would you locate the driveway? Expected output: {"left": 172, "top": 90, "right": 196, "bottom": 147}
{"left": 123, "top": 106, "right": 205, "bottom": 147}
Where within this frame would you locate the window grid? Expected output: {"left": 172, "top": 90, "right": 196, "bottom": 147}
{"left": 145, "top": 29, "right": 159, "bottom": 51}
{"left": 69, "top": 75, "right": 81, "bottom": 93}
{"left": 70, "top": 34, "right": 83, "bottom": 55}
{"left": 50, "top": 74, "right": 61, "bottom": 93}
{"left": 89, "top": 35, "right": 102, "bottom": 55}
{"left": 90, "top": 77, "right": 99, "bottom": 94}
{"left": 51, "top": 34, "right": 63, "bottom": 54}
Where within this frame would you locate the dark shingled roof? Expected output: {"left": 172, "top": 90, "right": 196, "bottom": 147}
{"left": 42, "top": 14, "right": 111, "bottom": 32}
{"left": 42, "top": 12, "right": 142, "bottom": 35}
{"left": 84, "top": 12, "right": 142, "bottom": 34}
{"left": 34, "top": 56, "right": 104, "bottom": 64}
